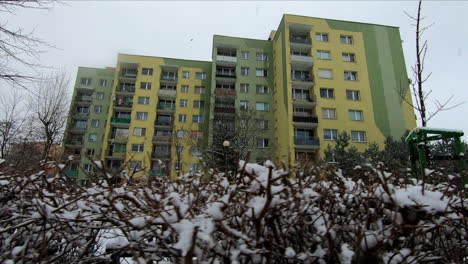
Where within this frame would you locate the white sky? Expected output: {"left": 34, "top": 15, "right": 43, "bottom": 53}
{"left": 5, "top": 1, "right": 468, "bottom": 139}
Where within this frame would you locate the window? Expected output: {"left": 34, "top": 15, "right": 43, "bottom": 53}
{"left": 142, "top": 68, "right": 153, "bottom": 75}
{"left": 181, "top": 85, "right": 189, "bottom": 93}
{"left": 316, "top": 33, "right": 329, "bottom": 42}
{"left": 351, "top": 131, "right": 366, "bottom": 142}
{"left": 293, "top": 88, "right": 310, "bottom": 100}
{"left": 240, "top": 83, "right": 249, "bottom": 93}
{"left": 256, "top": 102, "right": 269, "bottom": 111}
{"left": 131, "top": 144, "right": 144, "bottom": 152}
{"left": 342, "top": 53, "right": 356, "bottom": 62}
{"left": 88, "top": 133, "right": 97, "bottom": 142}
{"left": 195, "top": 72, "right": 206, "bottom": 80}
{"left": 133, "top": 127, "right": 146, "bottom": 136}
{"left": 77, "top": 106, "right": 89, "bottom": 113}
{"left": 340, "top": 35, "right": 353, "bottom": 44}
{"left": 87, "top": 149, "right": 95, "bottom": 156}
{"left": 192, "top": 115, "right": 204, "bottom": 123}
{"left": 191, "top": 131, "right": 203, "bottom": 139}
{"left": 346, "top": 90, "right": 360, "bottom": 101}
{"left": 324, "top": 129, "right": 338, "bottom": 141}
{"left": 319, "top": 69, "right": 333, "bottom": 79}
{"left": 140, "top": 82, "right": 152, "bottom": 90}
{"left": 80, "top": 78, "right": 92, "bottom": 85}
{"left": 91, "top": 119, "right": 100, "bottom": 128}
{"left": 317, "top": 50, "right": 331, "bottom": 60}
{"left": 182, "top": 71, "right": 190, "bottom": 78}
{"left": 115, "top": 128, "right": 129, "bottom": 137}
{"left": 256, "top": 85, "right": 269, "bottom": 94}
{"left": 136, "top": 112, "right": 148, "bottom": 120}
{"left": 176, "top": 146, "right": 184, "bottom": 155}
{"left": 241, "top": 67, "right": 249, "bottom": 76}
{"left": 75, "top": 120, "right": 87, "bottom": 128}
{"left": 240, "top": 101, "right": 249, "bottom": 111}
{"left": 256, "top": 138, "right": 270, "bottom": 148}
{"left": 94, "top": 105, "right": 102, "bottom": 113}
{"left": 179, "top": 114, "right": 187, "bottom": 123}
{"left": 99, "top": 79, "right": 107, "bottom": 87}
{"left": 177, "top": 130, "right": 185, "bottom": 138}
{"left": 241, "top": 51, "right": 249, "bottom": 60}
{"left": 84, "top": 164, "right": 93, "bottom": 172}
{"left": 344, "top": 71, "right": 358, "bottom": 81}
{"left": 349, "top": 110, "right": 363, "bottom": 121}
{"left": 322, "top": 108, "right": 337, "bottom": 119}
{"left": 256, "top": 120, "right": 269, "bottom": 130}
{"left": 194, "top": 86, "right": 205, "bottom": 94}
{"left": 193, "top": 100, "right": 205, "bottom": 108}
{"left": 255, "top": 69, "right": 268, "bottom": 77}
{"left": 138, "top": 97, "right": 150, "bottom": 105}
{"left": 320, "top": 88, "right": 334, "bottom": 99}
{"left": 180, "top": 99, "right": 188, "bottom": 107}
{"left": 96, "top": 92, "right": 104, "bottom": 100}
{"left": 256, "top": 52, "right": 268, "bottom": 61}
{"left": 113, "top": 143, "right": 126, "bottom": 153}
{"left": 129, "top": 161, "right": 142, "bottom": 170}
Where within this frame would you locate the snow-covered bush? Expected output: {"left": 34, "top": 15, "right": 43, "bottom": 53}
{"left": 0, "top": 160, "right": 466, "bottom": 263}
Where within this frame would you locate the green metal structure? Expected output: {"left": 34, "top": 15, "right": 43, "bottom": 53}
{"left": 405, "top": 127, "right": 466, "bottom": 185}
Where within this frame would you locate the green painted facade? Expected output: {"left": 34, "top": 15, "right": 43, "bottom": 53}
{"left": 63, "top": 67, "right": 115, "bottom": 182}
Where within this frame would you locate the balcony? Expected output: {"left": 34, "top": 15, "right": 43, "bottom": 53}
{"left": 73, "top": 112, "right": 90, "bottom": 119}
{"left": 64, "top": 170, "right": 79, "bottom": 177}
{"left": 157, "top": 104, "right": 176, "bottom": 112}
{"left": 149, "top": 169, "right": 167, "bottom": 176}
{"left": 64, "top": 140, "right": 83, "bottom": 147}
{"left": 106, "top": 152, "right": 126, "bottom": 160}
{"left": 291, "top": 76, "right": 314, "bottom": 89}
{"left": 76, "top": 95, "right": 93, "bottom": 104}
{"left": 293, "top": 116, "right": 318, "bottom": 128}
{"left": 116, "top": 86, "right": 135, "bottom": 94}
{"left": 151, "top": 152, "right": 171, "bottom": 159}
{"left": 111, "top": 118, "right": 131, "bottom": 128}
{"left": 76, "top": 86, "right": 95, "bottom": 92}
{"left": 69, "top": 127, "right": 87, "bottom": 134}
{"left": 214, "top": 106, "right": 236, "bottom": 114}
{"left": 154, "top": 120, "right": 172, "bottom": 127}
{"left": 216, "top": 55, "right": 237, "bottom": 66}
{"left": 114, "top": 98, "right": 133, "bottom": 111}
{"left": 291, "top": 54, "right": 314, "bottom": 69}
{"left": 290, "top": 36, "right": 311, "bottom": 44}
{"left": 214, "top": 88, "right": 236, "bottom": 97}
{"left": 109, "top": 136, "right": 128, "bottom": 143}
{"left": 292, "top": 96, "right": 316, "bottom": 108}
{"left": 158, "top": 89, "right": 177, "bottom": 98}
{"left": 119, "top": 68, "right": 138, "bottom": 81}
{"left": 152, "top": 136, "right": 171, "bottom": 143}
{"left": 294, "top": 137, "right": 320, "bottom": 150}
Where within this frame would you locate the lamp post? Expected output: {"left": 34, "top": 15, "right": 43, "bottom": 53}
{"left": 223, "top": 140, "right": 230, "bottom": 176}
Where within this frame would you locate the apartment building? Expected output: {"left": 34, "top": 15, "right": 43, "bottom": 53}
{"left": 62, "top": 14, "right": 416, "bottom": 181}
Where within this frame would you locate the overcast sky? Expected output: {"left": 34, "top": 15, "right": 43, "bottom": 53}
{"left": 5, "top": 1, "right": 468, "bottom": 139}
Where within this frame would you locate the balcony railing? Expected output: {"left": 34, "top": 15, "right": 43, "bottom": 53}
{"left": 151, "top": 153, "right": 170, "bottom": 159}
{"left": 290, "top": 36, "right": 312, "bottom": 44}
{"left": 152, "top": 136, "right": 171, "bottom": 143}
{"left": 64, "top": 170, "right": 79, "bottom": 177}
{"left": 65, "top": 140, "right": 83, "bottom": 146}
{"left": 216, "top": 55, "right": 237, "bottom": 63}
{"left": 116, "top": 87, "right": 135, "bottom": 93}
{"left": 155, "top": 120, "right": 172, "bottom": 126}
{"left": 214, "top": 89, "right": 237, "bottom": 96}
{"left": 214, "top": 106, "right": 236, "bottom": 113}
{"left": 294, "top": 137, "right": 320, "bottom": 146}
{"left": 76, "top": 95, "right": 93, "bottom": 102}
{"left": 292, "top": 76, "right": 313, "bottom": 82}
{"left": 161, "top": 76, "right": 177, "bottom": 81}
{"left": 149, "top": 169, "right": 167, "bottom": 176}
{"left": 293, "top": 116, "right": 318, "bottom": 123}
{"left": 111, "top": 117, "right": 131, "bottom": 124}
{"left": 215, "top": 72, "right": 236, "bottom": 78}
{"left": 157, "top": 104, "right": 176, "bottom": 111}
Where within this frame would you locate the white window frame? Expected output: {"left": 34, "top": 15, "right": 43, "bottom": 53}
{"left": 315, "top": 33, "right": 329, "bottom": 42}
{"left": 317, "top": 50, "right": 331, "bottom": 60}
{"left": 81, "top": 78, "right": 92, "bottom": 85}
{"left": 136, "top": 112, "right": 148, "bottom": 120}
{"left": 241, "top": 67, "right": 249, "bottom": 76}
{"left": 194, "top": 86, "right": 205, "bottom": 94}
{"left": 129, "top": 161, "right": 142, "bottom": 170}
{"left": 182, "top": 71, "right": 190, "bottom": 78}
{"left": 180, "top": 99, "right": 188, "bottom": 107}
{"left": 133, "top": 127, "right": 146, "bottom": 136}
{"left": 241, "top": 51, "right": 249, "bottom": 60}
{"left": 256, "top": 138, "right": 270, "bottom": 148}
{"left": 192, "top": 115, "right": 204, "bottom": 123}
{"left": 349, "top": 110, "right": 363, "bottom": 121}
{"left": 140, "top": 82, "right": 152, "bottom": 90}
{"left": 240, "top": 83, "right": 249, "bottom": 93}
{"left": 142, "top": 68, "right": 153, "bottom": 75}
{"left": 91, "top": 119, "right": 100, "bottom": 128}
{"left": 255, "top": 69, "right": 267, "bottom": 77}
{"left": 342, "top": 53, "right": 356, "bottom": 62}
{"left": 179, "top": 114, "right": 187, "bottom": 123}
{"left": 256, "top": 85, "right": 269, "bottom": 94}
{"left": 323, "top": 129, "right": 338, "bottom": 141}
{"left": 181, "top": 85, "right": 189, "bottom": 93}
{"left": 346, "top": 90, "right": 361, "bottom": 101}
{"left": 177, "top": 130, "right": 185, "bottom": 139}
{"left": 256, "top": 52, "right": 268, "bottom": 61}
{"left": 138, "top": 96, "right": 150, "bottom": 105}
{"left": 99, "top": 79, "right": 107, "bottom": 87}
{"left": 195, "top": 72, "right": 206, "bottom": 80}
{"left": 240, "top": 101, "right": 249, "bottom": 111}
{"left": 322, "top": 108, "right": 337, "bottom": 119}
{"left": 94, "top": 105, "right": 102, "bottom": 113}
{"left": 256, "top": 119, "right": 268, "bottom": 130}
{"left": 320, "top": 88, "right": 335, "bottom": 99}
{"left": 131, "top": 144, "right": 144, "bottom": 153}
{"left": 341, "top": 35, "right": 353, "bottom": 44}
{"left": 344, "top": 71, "right": 358, "bottom": 81}
{"left": 351, "top": 131, "right": 366, "bottom": 142}
{"left": 255, "top": 102, "right": 269, "bottom": 111}
{"left": 193, "top": 100, "right": 204, "bottom": 109}
{"left": 88, "top": 133, "right": 97, "bottom": 142}
{"left": 96, "top": 92, "right": 104, "bottom": 100}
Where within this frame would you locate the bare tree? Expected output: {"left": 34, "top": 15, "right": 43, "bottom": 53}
{"left": 30, "top": 72, "right": 70, "bottom": 160}
{"left": 0, "top": 0, "right": 55, "bottom": 88}
{"left": 0, "top": 91, "right": 28, "bottom": 159}
{"left": 399, "top": 0, "right": 464, "bottom": 127}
